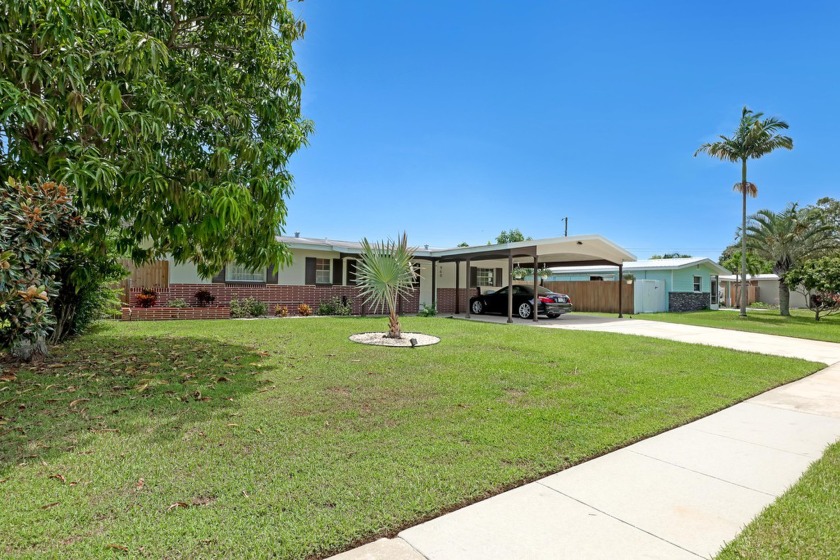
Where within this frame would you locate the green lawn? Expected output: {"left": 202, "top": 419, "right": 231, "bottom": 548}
{"left": 622, "top": 309, "right": 840, "bottom": 343}
{"left": 0, "top": 317, "right": 823, "bottom": 558}
{"left": 717, "top": 440, "right": 840, "bottom": 559}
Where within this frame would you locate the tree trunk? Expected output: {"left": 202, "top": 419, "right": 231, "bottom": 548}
{"left": 739, "top": 158, "right": 748, "bottom": 318}
{"left": 778, "top": 278, "right": 791, "bottom": 317}
{"left": 386, "top": 310, "right": 401, "bottom": 339}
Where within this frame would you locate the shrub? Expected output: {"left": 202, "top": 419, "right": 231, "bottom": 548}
{"left": 418, "top": 303, "right": 437, "bottom": 317}
{"left": 230, "top": 297, "right": 267, "bottom": 318}
{"left": 297, "top": 303, "right": 312, "bottom": 317}
{"left": 167, "top": 298, "right": 189, "bottom": 308}
{"left": 0, "top": 179, "right": 86, "bottom": 359}
{"left": 195, "top": 290, "right": 215, "bottom": 307}
{"left": 317, "top": 296, "right": 353, "bottom": 316}
{"left": 135, "top": 288, "right": 158, "bottom": 308}
{"left": 274, "top": 305, "right": 289, "bottom": 318}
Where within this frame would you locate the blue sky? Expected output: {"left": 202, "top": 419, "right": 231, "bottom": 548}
{"left": 285, "top": 1, "right": 839, "bottom": 259}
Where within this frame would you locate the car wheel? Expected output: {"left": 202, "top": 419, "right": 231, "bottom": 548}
{"left": 547, "top": 313, "right": 559, "bottom": 319}
{"left": 517, "top": 302, "right": 533, "bottom": 319}
{"left": 471, "top": 300, "right": 484, "bottom": 314}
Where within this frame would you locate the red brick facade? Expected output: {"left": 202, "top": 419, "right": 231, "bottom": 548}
{"left": 125, "top": 283, "right": 421, "bottom": 319}
{"left": 121, "top": 306, "right": 232, "bottom": 321}
{"left": 435, "top": 287, "right": 477, "bottom": 314}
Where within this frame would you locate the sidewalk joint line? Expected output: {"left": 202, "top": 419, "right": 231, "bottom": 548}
{"left": 686, "top": 426, "right": 814, "bottom": 457}
{"left": 627, "top": 450, "right": 777, "bottom": 497}
{"left": 536, "top": 482, "right": 705, "bottom": 559}
{"left": 395, "top": 537, "right": 431, "bottom": 560}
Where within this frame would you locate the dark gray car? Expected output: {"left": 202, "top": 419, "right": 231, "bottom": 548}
{"left": 469, "top": 285, "right": 573, "bottom": 319}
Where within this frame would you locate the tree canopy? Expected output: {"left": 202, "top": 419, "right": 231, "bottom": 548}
{"left": 650, "top": 252, "right": 692, "bottom": 259}
{"left": 746, "top": 204, "right": 835, "bottom": 315}
{"left": 0, "top": 0, "right": 311, "bottom": 276}
{"left": 786, "top": 257, "right": 840, "bottom": 321}
{"left": 496, "top": 229, "right": 532, "bottom": 244}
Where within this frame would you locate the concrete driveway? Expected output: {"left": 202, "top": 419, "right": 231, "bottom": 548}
{"left": 330, "top": 315, "right": 840, "bottom": 560}
{"left": 451, "top": 313, "right": 840, "bottom": 365}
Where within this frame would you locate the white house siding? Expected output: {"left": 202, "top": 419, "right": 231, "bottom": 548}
{"left": 169, "top": 260, "right": 208, "bottom": 284}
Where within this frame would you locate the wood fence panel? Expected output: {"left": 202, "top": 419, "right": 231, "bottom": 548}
{"left": 119, "top": 260, "right": 169, "bottom": 303}
{"left": 543, "top": 281, "right": 634, "bottom": 314}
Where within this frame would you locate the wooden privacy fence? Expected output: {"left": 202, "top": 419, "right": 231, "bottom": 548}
{"left": 543, "top": 280, "right": 633, "bottom": 314}
{"left": 119, "top": 259, "right": 169, "bottom": 304}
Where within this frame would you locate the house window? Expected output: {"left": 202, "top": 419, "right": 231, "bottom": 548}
{"left": 476, "top": 268, "right": 495, "bottom": 287}
{"left": 315, "top": 258, "right": 331, "bottom": 284}
{"left": 693, "top": 276, "right": 702, "bottom": 292}
{"left": 227, "top": 263, "right": 266, "bottom": 283}
{"left": 590, "top": 276, "right": 604, "bottom": 281}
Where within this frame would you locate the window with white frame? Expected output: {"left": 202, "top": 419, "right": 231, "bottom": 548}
{"left": 693, "top": 276, "right": 702, "bottom": 292}
{"left": 227, "top": 263, "right": 266, "bottom": 283}
{"left": 476, "top": 268, "right": 495, "bottom": 287}
{"left": 315, "top": 258, "right": 331, "bottom": 284}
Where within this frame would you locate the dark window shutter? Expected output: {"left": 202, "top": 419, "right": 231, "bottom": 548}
{"left": 346, "top": 259, "right": 357, "bottom": 286}
{"left": 267, "top": 264, "right": 279, "bottom": 284}
{"left": 211, "top": 266, "right": 226, "bottom": 283}
{"left": 332, "top": 259, "right": 343, "bottom": 285}
{"left": 305, "top": 258, "right": 316, "bottom": 285}
{"left": 495, "top": 268, "right": 503, "bottom": 287}
{"left": 469, "top": 266, "right": 478, "bottom": 288}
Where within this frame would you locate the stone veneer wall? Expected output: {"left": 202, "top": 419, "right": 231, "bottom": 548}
{"left": 669, "top": 292, "right": 710, "bottom": 312}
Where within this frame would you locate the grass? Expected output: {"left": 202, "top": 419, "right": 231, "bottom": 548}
{"left": 617, "top": 309, "right": 840, "bottom": 343}
{"left": 0, "top": 317, "right": 823, "bottom": 558}
{"left": 717, "top": 440, "right": 840, "bottom": 559}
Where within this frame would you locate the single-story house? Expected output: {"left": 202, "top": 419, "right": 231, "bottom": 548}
{"left": 123, "top": 233, "right": 637, "bottom": 321}
{"left": 547, "top": 257, "right": 731, "bottom": 313}
{"left": 719, "top": 274, "right": 809, "bottom": 308}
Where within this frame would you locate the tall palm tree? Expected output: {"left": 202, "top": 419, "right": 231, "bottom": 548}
{"left": 695, "top": 107, "right": 793, "bottom": 317}
{"left": 356, "top": 232, "right": 417, "bottom": 338}
{"left": 746, "top": 204, "right": 834, "bottom": 316}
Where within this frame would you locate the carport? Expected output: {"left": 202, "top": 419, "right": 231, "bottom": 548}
{"left": 427, "top": 235, "right": 636, "bottom": 323}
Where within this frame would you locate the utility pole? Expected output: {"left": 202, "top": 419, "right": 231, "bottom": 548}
{"left": 563, "top": 217, "right": 568, "bottom": 237}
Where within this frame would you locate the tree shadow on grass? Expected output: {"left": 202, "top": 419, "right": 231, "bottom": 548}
{"left": 0, "top": 335, "right": 269, "bottom": 473}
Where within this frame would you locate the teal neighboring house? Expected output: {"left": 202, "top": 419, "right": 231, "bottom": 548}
{"left": 548, "top": 257, "right": 731, "bottom": 312}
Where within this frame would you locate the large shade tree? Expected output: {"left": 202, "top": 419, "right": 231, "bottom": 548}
{"left": 1, "top": 0, "right": 311, "bottom": 333}
{"left": 695, "top": 107, "right": 792, "bottom": 317}
{"left": 746, "top": 204, "right": 835, "bottom": 316}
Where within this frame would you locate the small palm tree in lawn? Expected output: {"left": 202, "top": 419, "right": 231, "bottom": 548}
{"left": 747, "top": 205, "right": 835, "bottom": 316}
{"left": 356, "top": 232, "right": 418, "bottom": 339}
{"left": 695, "top": 106, "right": 793, "bottom": 317}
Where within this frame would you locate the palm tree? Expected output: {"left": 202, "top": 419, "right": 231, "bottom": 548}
{"left": 356, "top": 232, "right": 418, "bottom": 338}
{"left": 746, "top": 204, "right": 834, "bottom": 316}
{"left": 695, "top": 107, "right": 793, "bottom": 317}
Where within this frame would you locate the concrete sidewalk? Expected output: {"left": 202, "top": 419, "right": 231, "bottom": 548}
{"left": 329, "top": 319, "right": 840, "bottom": 560}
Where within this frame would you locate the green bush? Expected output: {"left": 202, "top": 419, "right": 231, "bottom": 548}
{"left": 0, "top": 179, "right": 85, "bottom": 359}
{"left": 317, "top": 296, "right": 353, "bottom": 316}
{"left": 167, "top": 298, "right": 189, "bottom": 308}
{"left": 230, "top": 297, "right": 267, "bottom": 318}
{"left": 418, "top": 303, "right": 437, "bottom": 317}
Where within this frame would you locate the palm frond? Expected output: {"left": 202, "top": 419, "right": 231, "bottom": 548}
{"left": 355, "top": 232, "right": 418, "bottom": 317}
{"left": 732, "top": 181, "right": 758, "bottom": 197}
